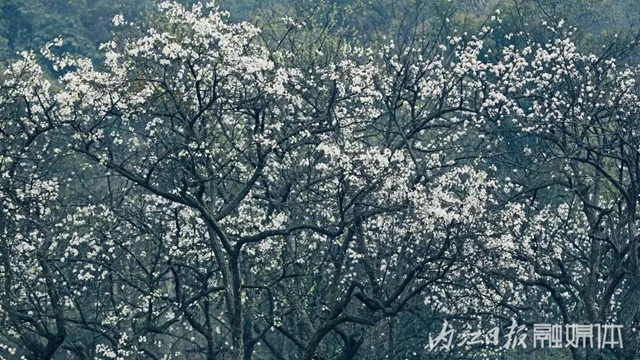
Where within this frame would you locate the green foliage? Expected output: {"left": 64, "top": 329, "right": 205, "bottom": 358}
{"left": 1, "top": 0, "right": 638, "bottom": 64}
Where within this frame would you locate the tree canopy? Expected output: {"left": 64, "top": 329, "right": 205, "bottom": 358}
{"left": 1, "top": 1, "right": 640, "bottom": 360}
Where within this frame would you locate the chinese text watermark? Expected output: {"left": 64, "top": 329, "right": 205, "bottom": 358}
{"left": 428, "top": 319, "right": 623, "bottom": 351}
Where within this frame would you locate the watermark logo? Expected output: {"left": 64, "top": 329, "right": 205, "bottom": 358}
{"left": 428, "top": 319, "right": 623, "bottom": 352}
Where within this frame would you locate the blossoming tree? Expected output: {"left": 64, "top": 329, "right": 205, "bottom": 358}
{"left": 1, "top": 1, "right": 639, "bottom": 360}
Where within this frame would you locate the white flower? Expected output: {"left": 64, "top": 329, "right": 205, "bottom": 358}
{"left": 112, "top": 14, "right": 125, "bottom": 26}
